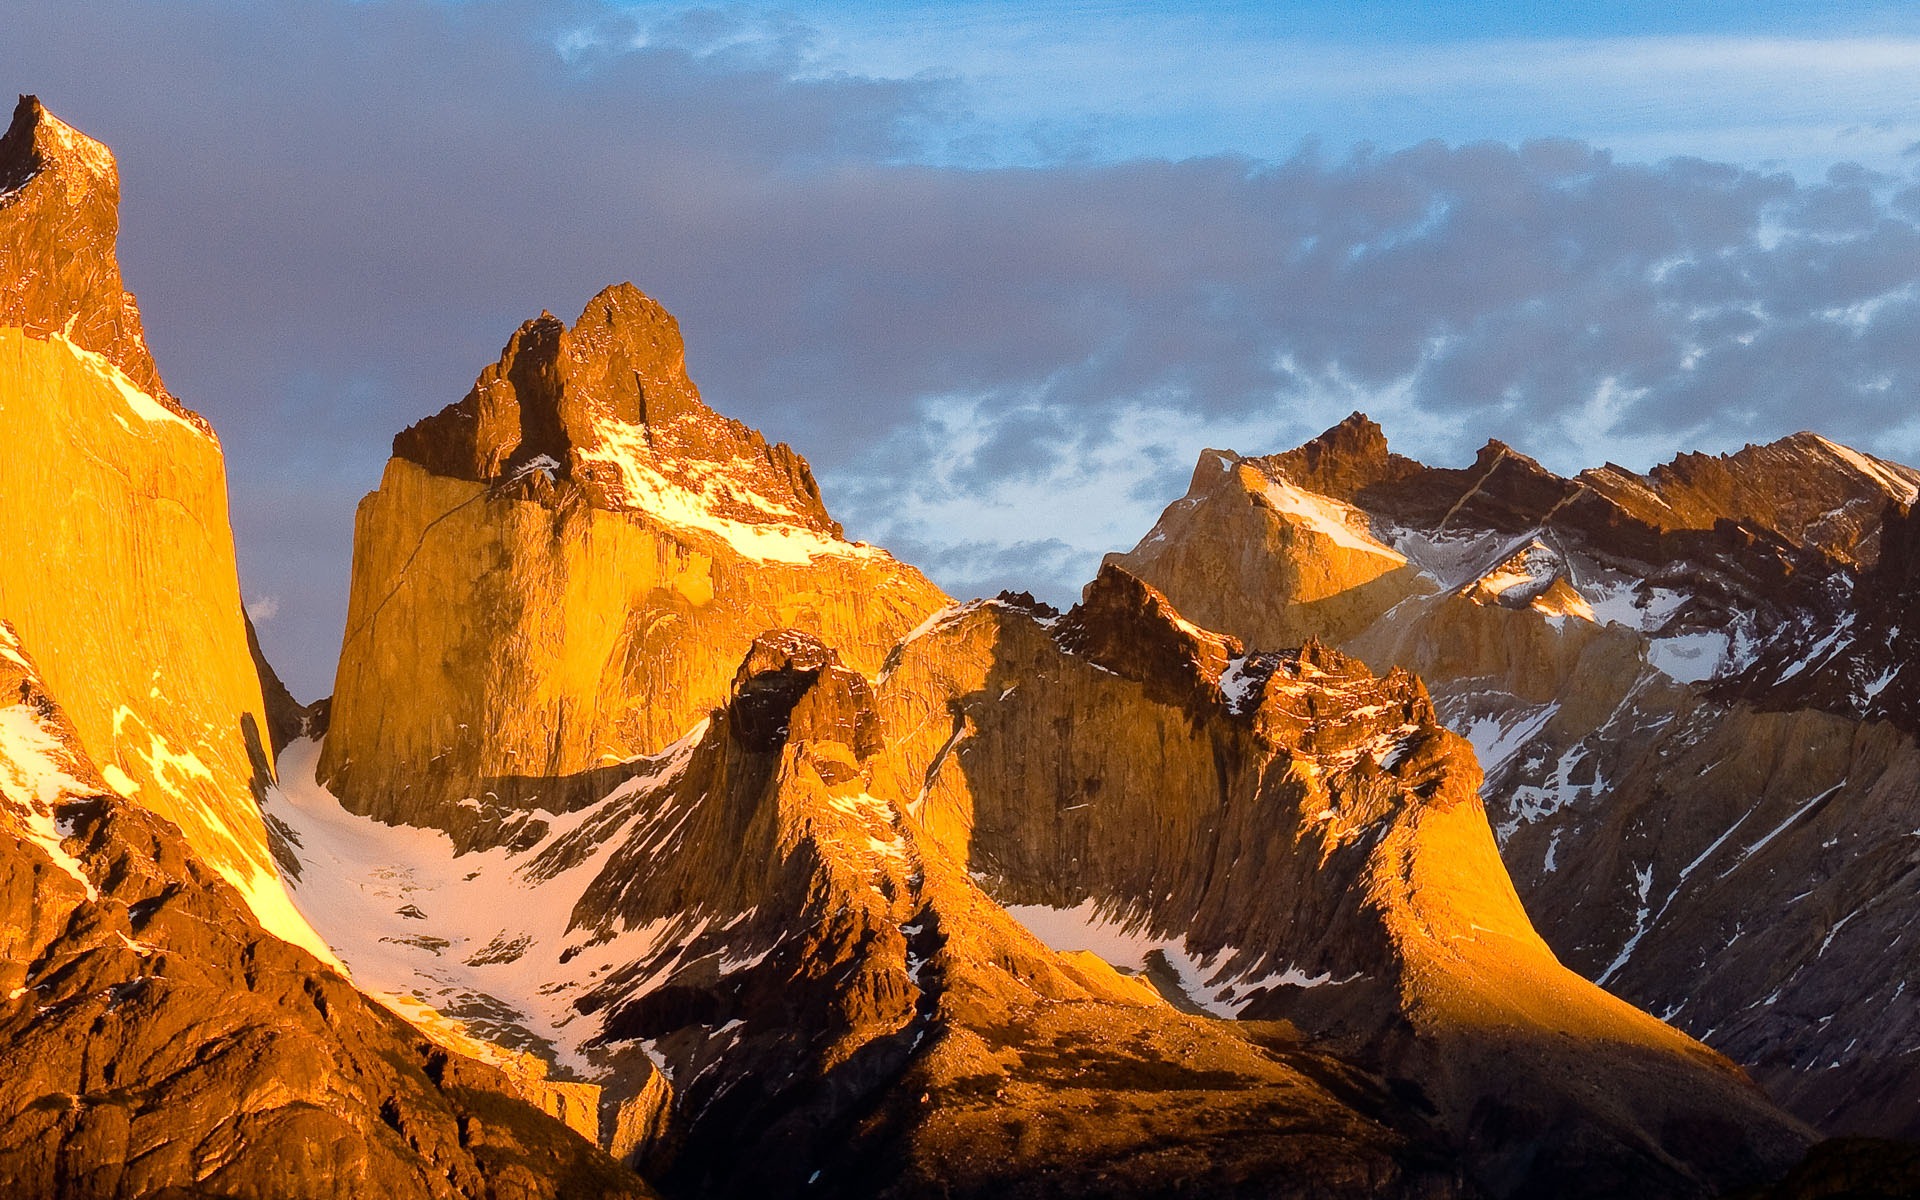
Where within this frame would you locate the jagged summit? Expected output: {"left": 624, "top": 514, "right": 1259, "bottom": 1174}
{"left": 321, "top": 283, "right": 949, "bottom": 842}
{"left": 1113, "top": 410, "right": 1920, "bottom": 1140}
{"left": 0, "top": 95, "right": 113, "bottom": 204}
{"left": 1055, "top": 563, "right": 1241, "bottom": 705}
{"left": 0, "top": 95, "right": 205, "bottom": 432}
{"left": 1594, "top": 429, "right": 1920, "bottom": 564}
{"left": 393, "top": 281, "right": 839, "bottom": 537}
{"left": 1243, "top": 410, "right": 1420, "bottom": 501}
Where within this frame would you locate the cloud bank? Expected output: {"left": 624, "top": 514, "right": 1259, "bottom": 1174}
{"left": 6, "top": 1, "right": 1920, "bottom": 692}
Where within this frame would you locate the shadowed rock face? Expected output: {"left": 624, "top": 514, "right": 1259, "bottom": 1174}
{"left": 320, "top": 285, "right": 950, "bottom": 847}
{"left": 1723, "top": 499, "right": 1920, "bottom": 735}
{"left": 0, "top": 625, "right": 653, "bottom": 1200}
{"left": 1110, "top": 413, "right": 1920, "bottom": 1139}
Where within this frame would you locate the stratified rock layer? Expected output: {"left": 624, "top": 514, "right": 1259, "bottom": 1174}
{"left": 321, "top": 286, "right": 950, "bottom": 847}
{"left": 0, "top": 95, "right": 315, "bottom": 954}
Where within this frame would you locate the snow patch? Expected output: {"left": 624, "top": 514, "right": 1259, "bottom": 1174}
{"left": 578, "top": 423, "right": 881, "bottom": 565}
{"left": 1255, "top": 477, "right": 1406, "bottom": 562}
{"left": 266, "top": 727, "right": 710, "bottom": 1077}
{"left": 1217, "top": 655, "right": 1263, "bottom": 710}
{"left": 1460, "top": 703, "right": 1557, "bottom": 780}
{"left": 0, "top": 704, "right": 98, "bottom": 900}
{"left": 1647, "top": 630, "right": 1731, "bottom": 684}
{"left": 1811, "top": 435, "right": 1920, "bottom": 503}
{"left": 1004, "top": 899, "right": 1353, "bottom": 1016}
{"left": 46, "top": 331, "right": 201, "bottom": 436}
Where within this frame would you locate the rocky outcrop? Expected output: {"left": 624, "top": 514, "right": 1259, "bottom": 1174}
{"left": 0, "top": 96, "right": 196, "bottom": 426}
{"left": 320, "top": 285, "right": 950, "bottom": 847}
{"left": 1114, "top": 436, "right": 1433, "bottom": 650}
{"left": 0, "top": 622, "right": 652, "bottom": 1200}
{"left": 389, "top": 284, "right": 836, "bottom": 532}
{"left": 0, "top": 97, "right": 321, "bottom": 956}
{"left": 1110, "top": 414, "right": 1920, "bottom": 1139}
{"left": 868, "top": 566, "right": 1810, "bottom": 1198}
{"left": 1719, "top": 499, "right": 1920, "bottom": 735}
{"left": 1587, "top": 433, "right": 1920, "bottom": 567}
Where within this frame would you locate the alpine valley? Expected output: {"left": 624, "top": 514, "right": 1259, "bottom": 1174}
{"left": 1, "top": 97, "right": 1915, "bottom": 1200}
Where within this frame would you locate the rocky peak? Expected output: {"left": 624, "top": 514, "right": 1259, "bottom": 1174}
{"left": 728, "top": 629, "right": 882, "bottom": 758}
{"left": 1586, "top": 430, "right": 1920, "bottom": 565}
{"left": 0, "top": 96, "right": 206, "bottom": 431}
{"left": 1246, "top": 411, "right": 1419, "bottom": 501}
{"left": 392, "top": 282, "right": 839, "bottom": 535}
{"left": 1054, "top": 564, "right": 1241, "bottom": 705}
{"left": 1239, "top": 640, "right": 1452, "bottom": 787}
{"left": 1459, "top": 536, "right": 1596, "bottom": 620}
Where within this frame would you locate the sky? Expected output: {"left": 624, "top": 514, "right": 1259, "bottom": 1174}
{"left": 8, "top": 0, "right": 1920, "bottom": 695}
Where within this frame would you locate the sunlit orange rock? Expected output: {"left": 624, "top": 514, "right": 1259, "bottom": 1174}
{"left": 319, "top": 284, "right": 951, "bottom": 847}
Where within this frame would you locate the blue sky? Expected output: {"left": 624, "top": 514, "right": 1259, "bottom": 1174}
{"left": 8, "top": 1, "right": 1920, "bottom": 693}
{"left": 586, "top": 1, "right": 1920, "bottom": 174}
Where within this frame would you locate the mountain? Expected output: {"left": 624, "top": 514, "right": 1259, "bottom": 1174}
{"left": 275, "top": 285, "right": 1814, "bottom": 1196}
{"left": 0, "top": 94, "right": 324, "bottom": 958}
{"left": 1110, "top": 412, "right": 1920, "bottom": 1137}
{"left": 868, "top": 566, "right": 1808, "bottom": 1196}
{"left": 319, "top": 282, "right": 951, "bottom": 849}
{"left": 0, "top": 96, "right": 651, "bottom": 1197}
{"left": 0, "top": 96, "right": 1883, "bottom": 1198}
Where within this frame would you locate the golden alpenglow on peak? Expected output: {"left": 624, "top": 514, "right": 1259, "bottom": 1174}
{"left": 0, "top": 96, "right": 324, "bottom": 958}
{"left": 320, "top": 283, "right": 951, "bottom": 845}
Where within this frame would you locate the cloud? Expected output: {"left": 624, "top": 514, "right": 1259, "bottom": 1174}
{"left": 8, "top": 1, "right": 1920, "bottom": 693}
{"left": 246, "top": 595, "right": 282, "bottom": 623}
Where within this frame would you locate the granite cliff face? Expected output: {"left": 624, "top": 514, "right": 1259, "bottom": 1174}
{"left": 0, "top": 95, "right": 321, "bottom": 956}
{"left": 1111, "top": 413, "right": 1920, "bottom": 1138}
{"left": 320, "top": 285, "right": 949, "bottom": 847}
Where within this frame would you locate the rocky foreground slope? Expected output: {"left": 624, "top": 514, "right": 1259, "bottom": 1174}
{"left": 1111, "top": 413, "right": 1920, "bottom": 1137}
{"left": 0, "top": 620, "right": 649, "bottom": 1199}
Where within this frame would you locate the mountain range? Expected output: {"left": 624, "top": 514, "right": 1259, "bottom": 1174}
{"left": 1, "top": 96, "right": 1915, "bottom": 1199}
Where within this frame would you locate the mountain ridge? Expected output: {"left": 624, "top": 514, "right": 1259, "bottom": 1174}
{"left": 1111, "top": 411, "right": 1920, "bottom": 1138}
